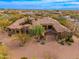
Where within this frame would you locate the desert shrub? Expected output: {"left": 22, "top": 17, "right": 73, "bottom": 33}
{"left": 44, "top": 53, "right": 58, "bottom": 59}
{"left": 56, "top": 15, "right": 79, "bottom": 37}
{"left": 11, "top": 33, "right": 31, "bottom": 47}
{"left": 51, "top": 15, "right": 74, "bottom": 31}
{"left": 0, "top": 44, "right": 8, "bottom": 59}
{"left": 50, "top": 14, "right": 60, "bottom": 20}
{"left": 29, "top": 25, "right": 45, "bottom": 43}
{"left": 32, "top": 56, "right": 37, "bottom": 59}
{"left": 0, "top": 54, "right": 8, "bottom": 59}
{"left": 21, "top": 57, "right": 28, "bottom": 59}
{"left": 30, "top": 25, "right": 45, "bottom": 36}
{"left": 73, "top": 25, "right": 79, "bottom": 37}
{"left": 65, "top": 33, "right": 73, "bottom": 45}
{"left": 0, "top": 19, "right": 12, "bottom": 29}
{"left": 0, "top": 44, "right": 8, "bottom": 56}
{"left": 70, "top": 14, "right": 79, "bottom": 20}
{"left": 58, "top": 32, "right": 73, "bottom": 45}
{"left": 57, "top": 16, "right": 69, "bottom": 26}
{"left": 44, "top": 55, "right": 51, "bottom": 59}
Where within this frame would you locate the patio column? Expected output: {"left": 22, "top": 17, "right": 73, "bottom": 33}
{"left": 24, "top": 28, "right": 26, "bottom": 34}
{"left": 19, "top": 29, "right": 22, "bottom": 34}
{"left": 14, "top": 30, "right": 17, "bottom": 34}
{"left": 47, "top": 25, "right": 48, "bottom": 30}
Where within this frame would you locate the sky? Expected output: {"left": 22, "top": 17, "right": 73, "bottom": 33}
{"left": 0, "top": 0, "right": 79, "bottom": 10}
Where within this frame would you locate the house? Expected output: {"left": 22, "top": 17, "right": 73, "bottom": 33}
{"left": 32, "top": 17, "right": 70, "bottom": 32}
{"left": 6, "top": 17, "right": 71, "bottom": 40}
{"left": 6, "top": 18, "right": 32, "bottom": 36}
{"left": 32, "top": 17, "right": 71, "bottom": 39}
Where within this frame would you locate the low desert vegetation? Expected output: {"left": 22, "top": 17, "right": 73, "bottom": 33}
{"left": 21, "top": 57, "right": 28, "bottom": 59}
{"left": 73, "top": 25, "right": 79, "bottom": 37}
{"left": 53, "top": 15, "right": 79, "bottom": 38}
{"left": 30, "top": 25, "right": 46, "bottom": 44}
{"left": 44, "top": 52, "right": 58, "bottom": 59}
{"left": 11, "top": 33, "right": 31, "bottom": 47}
{"left": 0, "top": 19, "right": 12, "bottom": 29}
{"left": 58, "top": 32, "right": 74, "bottom": 45}
{"left": 30, "top": 25, "right": 45, "bottom": 36}
{"left": 10, "top": 25, "right": 45, "bottom": 46}
{"left": 0, "top": 10, "right": 79, "bottom": 59}
{"left": 0, "top": 43, "right": 8, "bottom": 59}
{"left": 31, "top": 56, "right": 37, "bottom": 59}
{"left": 70, "top": 14, "right": 79, "bottom": 20}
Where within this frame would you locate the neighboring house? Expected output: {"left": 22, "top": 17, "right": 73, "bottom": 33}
{"left": 0, "top": 10, "right": 5, "bottom": 15}
{"left": 19, "top": 11, "right": 34, "bottom": 15}
{"left": 6, "top": 17, "right": 71, "bottom": 39}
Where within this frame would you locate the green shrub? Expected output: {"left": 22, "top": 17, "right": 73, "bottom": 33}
{"left": 30, "top": 25, "right": 45, "bottom": 36}
{"left": 29, "top": 25, "right": 45, "bottom": 43}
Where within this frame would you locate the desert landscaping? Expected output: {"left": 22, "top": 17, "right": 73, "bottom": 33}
{"left": 0, "top": 10, "right": 79, "bottom": 59}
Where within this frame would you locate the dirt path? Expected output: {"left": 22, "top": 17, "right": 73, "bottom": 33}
{"left": 0, "top": 31, "right": 79, "bottom": 59}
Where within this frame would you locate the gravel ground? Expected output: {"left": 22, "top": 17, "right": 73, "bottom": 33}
{"left": 0, "top": 31, "right": 79, "bottom": 59}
